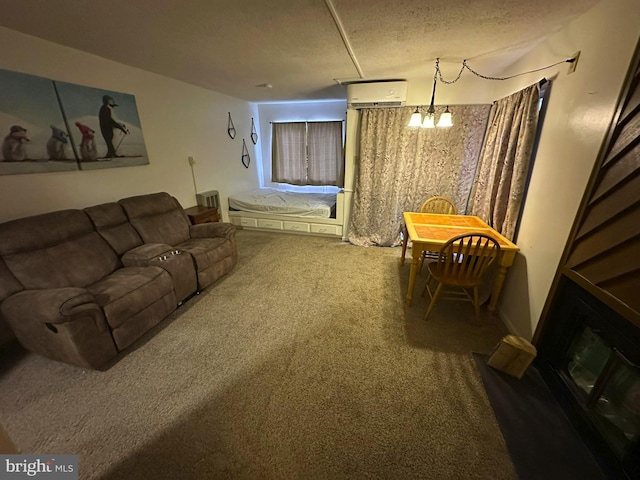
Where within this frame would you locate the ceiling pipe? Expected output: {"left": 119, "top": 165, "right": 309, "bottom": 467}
{"left": 324, "top": 0, "right": 365, "bottom": 79}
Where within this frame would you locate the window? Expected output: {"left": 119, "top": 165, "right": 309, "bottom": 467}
{"left": 271, "top": 121, "right": 344, "bottom": 187}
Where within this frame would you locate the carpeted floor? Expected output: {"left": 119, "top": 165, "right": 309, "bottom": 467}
{"left": 0, "top": 230, "right": 517, "bottom": 479}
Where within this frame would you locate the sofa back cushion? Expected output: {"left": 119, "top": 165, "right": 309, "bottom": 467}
{"left": 84, "top": 202, "right": 143, "bottom": 256}
{"left": 119, "top": 193, "right": 190, "bottom": 246}
{"left": 0, "top": 210, "right": 120, "bottom": 289}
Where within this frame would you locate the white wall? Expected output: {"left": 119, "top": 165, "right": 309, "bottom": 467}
{"left": 492, "top": 0, "right": 640, "bottom": 339}
{"left": 255, "top": 101, "right": 347, "bottom": 193}
{"left": 0, "top": 27, "right": 260, "bottom": 223}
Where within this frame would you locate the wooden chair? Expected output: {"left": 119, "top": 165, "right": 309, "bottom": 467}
{"left": 400, "top": 196, "right": 457, "bottom": 261}
{"left": 418, "top": 196, "right": 458, "bottom": 271}
{"left": 419, "top": 196, "right": 457, "bottom": 215}
{"left": 422, "top": 233, "right": 501, "bottom": 322}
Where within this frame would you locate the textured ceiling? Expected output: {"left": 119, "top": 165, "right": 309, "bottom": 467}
{"left": 0, "top": 0, "right": 600, "bottom": 102}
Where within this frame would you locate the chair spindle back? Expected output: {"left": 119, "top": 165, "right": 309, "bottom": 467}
{"left": 419, "top": 196, "right": 458, "bottom": 215}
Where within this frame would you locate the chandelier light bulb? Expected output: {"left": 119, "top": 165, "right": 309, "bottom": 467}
{"left": 437, "top": 107, "right": 453, "bottom": 127}
{"left": 408, "top": 108, "right": 423, "bottom": 127}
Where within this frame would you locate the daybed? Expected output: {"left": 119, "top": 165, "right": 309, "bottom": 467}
{"left": 0, "top": 192, "right": 237, "bottom": 369}
{"left": 228, "top": 187, "right": 344, "bottom": 237}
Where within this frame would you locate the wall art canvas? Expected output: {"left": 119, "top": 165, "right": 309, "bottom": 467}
{"left": 0, "top": 69, "right": 77, "bottom": 174}
{"left": 55, "top": 81, "right": 149, "bottom": 170}
{"left": 0, "top": 68, "right": 149, "bottom": 175}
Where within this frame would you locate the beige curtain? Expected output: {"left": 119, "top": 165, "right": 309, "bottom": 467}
{"left": 272, "top": 122, "right": 306, "bottom": 184}
{"left": 308, "top": 121, "right": 344, "bottom": 186}
{"left": 348, "top": 105, "right": 491, "bottom": 247}
{"left": 468, "top": 83, "right": 540, "bottom": 240}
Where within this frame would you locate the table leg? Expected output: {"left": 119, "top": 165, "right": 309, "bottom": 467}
{"left": 488, "top": 264, "right": 508, "bottom": 313}
{"left": 400, "top": 225, "right": 408, "bottom": 265}
{"left": 405, "top": 250, "right": 420, "bottom": 306}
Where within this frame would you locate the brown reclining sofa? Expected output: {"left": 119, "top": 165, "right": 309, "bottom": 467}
{"left": 0, "top": 192, "right": 237, "bottom": 369}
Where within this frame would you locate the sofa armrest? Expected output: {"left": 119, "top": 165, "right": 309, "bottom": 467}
{"left": 190, "top": 222, "right": 236, "bottom": 240}
{"left": 1, "top": 287, "right": 108, "bottom": 333}
{"left": 1, "top": 287, "right": 117, "bottom": 368}
{"left": 122, "top": 243, "right": 176, "bottom": 267}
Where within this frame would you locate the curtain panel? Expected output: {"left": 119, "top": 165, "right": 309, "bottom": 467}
{"left": 468, "top": 83, "right": 540, "bottom": 241}
{"left": 308, "top": 121, "right": 344, "bottom": 186}
{"left": 348, "top": 105, "right": 491, "bottom": 247}
{"left": 272, "top": 122, "right": 306, "bottom": 185}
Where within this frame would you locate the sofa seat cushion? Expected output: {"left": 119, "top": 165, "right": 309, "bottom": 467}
{"left": 177, "top": 237, "right": 233, "bottom": 272}
{"left": 87, "top": 266, "right": 174, "bottom": 330}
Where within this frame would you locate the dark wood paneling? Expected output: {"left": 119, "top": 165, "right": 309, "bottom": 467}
{"left": 592, "top": 141, "right": 640, "bottom": 201}
{"left": 568, "top": 205, "right": 640, "bottom": 266}
{"left": 619, "top": 73, "right": 640, "bottom": 122}
{"left": 561, "top": 43, "right": 640, "bottom": 321}
{"left": 573, "top": 240, "right": 639, "bottom": 284}
{"left": 604, "top": 110, "right": 640, "bottom": 163}
{"left": 576, "top": 174, "right": 640, "bottom": 237}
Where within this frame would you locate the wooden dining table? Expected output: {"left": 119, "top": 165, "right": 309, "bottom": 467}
{"left": 401, "top": 212, "right": 520, "bottom": 312}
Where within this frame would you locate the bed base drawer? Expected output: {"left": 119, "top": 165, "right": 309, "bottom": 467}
{"left": 284, "top": 221, "right": 311, "bottom": 233}
{"left": 239, "top": 217, "right": 258, "bottom": 228}
{"left": 258, "top": 219, "right": 283, "bottom": 230}
{"left": 310, "top": 224, "right": 342, "bottom": 236}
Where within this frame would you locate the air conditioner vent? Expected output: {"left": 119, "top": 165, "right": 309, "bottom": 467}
{"left": 349, "top": 101, "right": 405, "bottom": 108}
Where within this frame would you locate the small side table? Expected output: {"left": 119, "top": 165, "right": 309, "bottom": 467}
{"left": 184, "top": 206, "right": 219, "bottom": 225}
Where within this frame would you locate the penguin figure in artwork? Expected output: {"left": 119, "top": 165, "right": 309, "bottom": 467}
{"left": 99, "top": 95, "right": 128, "bottom": 158}
{"left": 1, "top": 125, "right": 29, "bottom": 161}
{"left": 46, "top": 125, "right": 68, "bottom": 160}
{"left": 75, "top": 121, "right": 97, "bottom": 161}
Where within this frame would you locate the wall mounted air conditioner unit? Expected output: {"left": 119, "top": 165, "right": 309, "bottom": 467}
{"left": 346, "top": 81, "right": 407, "bottom": 108}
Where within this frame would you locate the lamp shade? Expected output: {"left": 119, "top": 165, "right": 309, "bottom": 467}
{"left": 408, "top": 110, "right": 423, "bottom": 127}
{"left": 421, "top": 114, "right": 435, "bottom": 128}
{"left": 436, "top": 107, "right": 453, "bottom": 127}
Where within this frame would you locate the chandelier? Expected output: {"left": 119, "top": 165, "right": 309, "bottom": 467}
{"left": 409, "top": 59, "right": 452, "bottom": 128}
{"left": 408, "top": 55, "right": 578, "bottom": 129}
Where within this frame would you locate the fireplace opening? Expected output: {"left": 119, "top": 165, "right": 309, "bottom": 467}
{"left": 537, "top": 278, "right": 640, "bottom": 479}
{"left": 567, "top": 326, "right": 640, "bottom": 459}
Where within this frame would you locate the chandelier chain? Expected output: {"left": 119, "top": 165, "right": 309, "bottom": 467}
{"left": 433, "top": 57, "right": 575, "bottom": 83}
{"left": 435, "top": 58, "right": 464, "bottom": 84}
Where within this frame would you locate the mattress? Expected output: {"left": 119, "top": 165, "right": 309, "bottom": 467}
{"left": 229, "top": 188, "right": 336, "bottom": 218}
